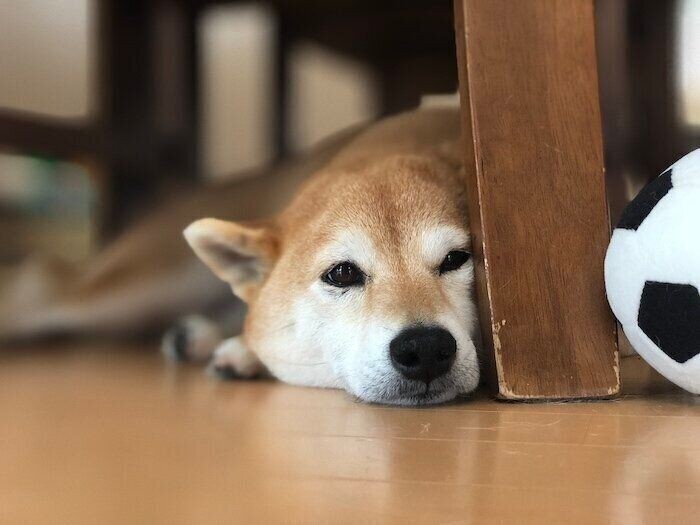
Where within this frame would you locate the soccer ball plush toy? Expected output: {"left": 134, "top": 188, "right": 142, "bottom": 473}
{"left": 605, "top": 149, "right": 700, "bottom": 394}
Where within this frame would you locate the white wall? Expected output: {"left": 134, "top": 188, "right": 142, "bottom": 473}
{"left": 200, "top": 5, "right": 376, "bottom": 179}
{"left": 678, "top": 0, "right": 700, "bottom": 126}
{"left": 0, "top": 0, "right": 94, "bottom": 118}
{"left": 200, "top": 5, "right": 274, "bottom": 178}
{"left": 288, "top": 42, "right": 377, "bottom": 153}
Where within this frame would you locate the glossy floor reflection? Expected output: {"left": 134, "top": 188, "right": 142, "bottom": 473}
{"left": 0, "top": 344, "right": 697, "bottom": 523}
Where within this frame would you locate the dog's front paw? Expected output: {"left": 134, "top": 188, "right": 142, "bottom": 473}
{"left": 161, "top": 315, "right": 222, "bottom": 362}
{"left": 208, "top": 337, "right": 263, "bottom": 379}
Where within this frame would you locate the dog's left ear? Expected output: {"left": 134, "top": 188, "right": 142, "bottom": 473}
{"left": 184, "top": 218, "right": 279, "bottom": 302}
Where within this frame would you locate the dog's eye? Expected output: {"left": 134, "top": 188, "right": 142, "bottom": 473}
{"left": 323, "top": 261, "right": 365, "bottom": 287}
{"left": 439, "top": 250, "right": 471, "bottom": 274}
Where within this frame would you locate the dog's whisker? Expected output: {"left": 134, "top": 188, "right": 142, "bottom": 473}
{"left": 265, "top": 356, "right": 329, "bottom": 367}
{"left": 269, "top": 321, "right": 296, "bottom": 334}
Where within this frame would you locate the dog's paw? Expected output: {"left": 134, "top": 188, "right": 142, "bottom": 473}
{"left": 161, "top": 315, "right": 222, "bottom": 362}
{"left": 207, "top": 337, "right": 262, "bottom": 379}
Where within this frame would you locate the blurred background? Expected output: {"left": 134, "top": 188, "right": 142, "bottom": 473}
{"left": 0, "top": 0, "right": 698, "bottom": 278}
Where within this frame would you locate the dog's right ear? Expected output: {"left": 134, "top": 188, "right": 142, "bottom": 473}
{"left": 183, "top": 218, "right": 278, "bottom": 303}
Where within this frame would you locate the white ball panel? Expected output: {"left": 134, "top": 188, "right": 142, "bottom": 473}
{"left": 633, "top": 189, "right": 700, "bottom": 289}
{"left": 623, "top": 323, "right": 700, "bottom": 394}
{"left": 670, "top": 148, "right": 700, "bottom": 187}
{"left": 605, "top": 229, "right": 647, "bottom": 325}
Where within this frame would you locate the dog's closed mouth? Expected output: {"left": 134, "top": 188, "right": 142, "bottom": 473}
{"left": 380, "top": 391, "right": 456, "bottom": 407}
{"left": 370, "top": 377, "right": 458, "bottom": 406}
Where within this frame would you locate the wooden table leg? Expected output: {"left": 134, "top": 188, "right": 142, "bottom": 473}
{"left": 454, "top": 0, "right": 619, "bottom": 399}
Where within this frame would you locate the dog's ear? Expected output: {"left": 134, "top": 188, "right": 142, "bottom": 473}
{"left": 184, "top": 218, "right": 279, "bottom": 302}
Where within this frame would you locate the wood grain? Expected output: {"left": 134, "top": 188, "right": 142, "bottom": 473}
{"left": 454, "top": 0, "right": 619, "bottom": 398}
{"left": 0, "top": 344, "right": 695, "bottom": 524}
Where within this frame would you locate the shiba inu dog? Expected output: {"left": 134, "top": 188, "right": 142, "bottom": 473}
{"left": 177, "top": 108, "right": 480, "bottom": 405}
{"left": 0, "top": 107, "right": 480, "bottom": 405}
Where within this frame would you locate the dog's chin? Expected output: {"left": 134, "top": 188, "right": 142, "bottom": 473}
{"left": 352, "top": 376, "right": 466, "bottom": 407}
{"left": 376, "top": 388, "right": 458, "bottom": 407}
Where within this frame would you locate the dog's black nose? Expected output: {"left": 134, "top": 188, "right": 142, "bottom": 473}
{"left": 389, "top": 326, "right": 457, "bottom": 384}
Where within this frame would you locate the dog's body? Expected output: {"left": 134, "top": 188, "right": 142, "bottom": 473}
{"left": 1, "top": 107, "right": 480, "bottom": 405}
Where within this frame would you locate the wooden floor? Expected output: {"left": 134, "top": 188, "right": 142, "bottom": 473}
{"left": 0, "top": 344, "right": 698, "bottom": 524}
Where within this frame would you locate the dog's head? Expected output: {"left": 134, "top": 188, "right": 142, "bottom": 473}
{"left": 185, "top": 154, "right": 480, "bottom": 405}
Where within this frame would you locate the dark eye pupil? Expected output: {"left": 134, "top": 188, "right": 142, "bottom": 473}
{"left": 324, "top": 262, "right": 364, "bottom": 287}
{"left": 439, "top": 250, "right": 471, "bottom": 274}
{"left": 334, "top": 264, "right": 354, "bottom": 282}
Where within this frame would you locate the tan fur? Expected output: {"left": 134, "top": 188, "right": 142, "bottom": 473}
{"left": 0, "top": 121, "right": 364, "bottom": 340}
{"left": 185, "top": 108, "right": 477, "bottom": 402}
{"left": 247, "top": 153, "right": 469, "bottom": 347}
{"left": 0, "top": 107, "right": 478, "bottom": 405}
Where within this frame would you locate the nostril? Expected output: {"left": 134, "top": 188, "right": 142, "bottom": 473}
{"left": 437, "top": 348, "right": 454, "bottom": 362}
{"left": 393, "top": 349, "right": 420, "bottom": 369}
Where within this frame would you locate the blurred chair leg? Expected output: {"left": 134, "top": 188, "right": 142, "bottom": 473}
{"left": 97, "top": 0, "right": 200, "bottom": 239}
{"left": 454, "top": 0, "right": 620, "bottom": 399}
{"left": 597, "top": 0, "right": 681, "bottom": 225}
{"left": 626, "top": 0, "right": 679, "bottom": 180}
{"left": 272, "top": 7, "right": 292, "bottom": 159}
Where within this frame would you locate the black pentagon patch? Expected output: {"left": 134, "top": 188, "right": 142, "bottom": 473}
{"left": 638, "top": 281, "right": 700, "bottom": 363}
{"left": 617, "top": 168, "right": 673, "bottom": 230}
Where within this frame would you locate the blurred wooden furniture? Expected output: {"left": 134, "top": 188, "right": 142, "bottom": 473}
{"left": 595, "top": 0, "right": 700, "bottom": 223}
{"left": 1, "top": 0, "right": 686, "bottom": 236}
{"left": 0, "top": 0, "right": 457, "bottom": 238}
{"left": 0, "top": 0, "right": 200, "bottom": 238}
{"left": 454, "top": 0, "right": 619, "bottom": 399}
